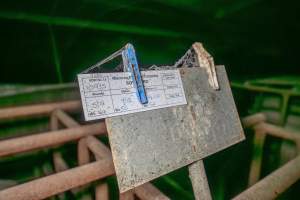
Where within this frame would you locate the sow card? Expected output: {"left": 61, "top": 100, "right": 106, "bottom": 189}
{"left": 77, "top": 70, "right": 187, "bottom": 120}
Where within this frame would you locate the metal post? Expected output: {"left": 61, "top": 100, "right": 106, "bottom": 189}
{"left": 134, "top": 183, "right": 170, "bottom": 200}
{"left": 188, "top": 160, "right": 212, "bottom": 200}
{"left": 96, "top": 183, "right": 109, "bottom": 200}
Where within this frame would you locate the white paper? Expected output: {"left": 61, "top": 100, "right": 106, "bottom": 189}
{"left": 77, "top": 69, "right": 187, "bottom": 121}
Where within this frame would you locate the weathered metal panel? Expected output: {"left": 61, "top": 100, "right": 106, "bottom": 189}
{"left": 106, "top": 66, "right": 245, "bottom": 192}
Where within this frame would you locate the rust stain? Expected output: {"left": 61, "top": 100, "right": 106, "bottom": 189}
{"left": 189, "top": 105, "right": 196, "bottom": 121}
{"left": 192, "top": 145, "right": 196, "bottom": 152}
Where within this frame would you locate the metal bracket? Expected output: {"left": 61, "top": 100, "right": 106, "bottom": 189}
{"left": 166, "top": 42, "right": 219, "bottom": 90}
{"left": 192, "top": 42, "right": 220, "bottom": 90}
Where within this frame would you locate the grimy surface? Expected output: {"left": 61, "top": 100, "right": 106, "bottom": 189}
{"left": 106, "top": 66, "right": 245, "bottom": 192}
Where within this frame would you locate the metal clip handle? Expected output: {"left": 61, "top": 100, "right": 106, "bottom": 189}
{"left": 122, "top": 43, "right": 148, "bottom": 104}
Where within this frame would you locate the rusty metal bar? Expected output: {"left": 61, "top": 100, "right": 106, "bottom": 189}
{"left": 52, "top": 110, "right": 111, "bottom": 161}
{"left": 53, "top": 110, "right": 106, "bottom": 199}
{"left": 96, "top": 183, "right": 109, "bottom": 200}
{"left": 120, "top": 191, "right": 135, "bottom": 200}
{"left": 50, "top": 112, "right": 59, "bottom": 130}
{"left": 53, "top": 109, "right": 95, "bottom": 199}
{"left": 188, "top": 160, "right": 212, "bottom": 200}
{"left": 53, "top": 153, "right": 69, "bottom": 172}
{"left": 53, "top": 109, "right": 80, "bottom": 127}
{"left": 78, "top": 138, "right": 91, "bottom": 165}
{"left": 234, "top": 154, "right": 300, "bottom": 200}
{"left": 86, "top": 136, "right": 111, "bottom": 159}
{"left": 242, "top": 113, "right": 266, "bottom": 128}
{"left": 134, "top": 183, "right": 170, "bottom": 200}
{"left": 255, "top": 122, "right": 300, "bottom": 142}
{"left": 49, "top": 113, "right": 62, "bottom": 152}
{"left": 0, "top": 123, "right": 106, "bottom": 157}
{"left": 248, "top": 129, "right": 267, "bottom": 186}
{"left": 52, "top": 110, "right": 92, "bottom": 165}
{"left": 242, "top": 113, "right": 268, "bottom": 186}
{"left": 242, "top": 113, "right": 300, "bottom": 186}
{"left": 0, "top": 100, "right": 81, "bottom": 121}
{"left": 52, "top": 109, "right": 92, "bottom": 166}
{"left": 53, "top": 150, "right": 90, "bottom": 197}
{"left": 50, "top": 112, "right": 78, "bottom": 198}
{"left": 0, "top": 159, "right": 114, "bottom": 200}
{"left": 52, "top": 109, "right": 93, "bottom": 198}
{"left": 52, "top": 152, "right": 77, "bottom": 199}
{"left": 52, "top": 109, "right": 110, "bottom": 159}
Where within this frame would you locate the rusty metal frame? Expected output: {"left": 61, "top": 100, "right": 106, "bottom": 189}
{"left": 241, "top": 113, "right": 300, "bottom": 199}
{"left": 0, "top": 102, "right": 300, "bottom": 199}
{"left": 233, "top": 153, "right": 300, "bottom": 200}
{"left": 0, "top": 102, "right": 169, "bottom": 200}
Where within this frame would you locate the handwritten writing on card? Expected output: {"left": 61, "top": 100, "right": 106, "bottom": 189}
{"left": 78, "top": 70, "right": 187, "bottom": 121}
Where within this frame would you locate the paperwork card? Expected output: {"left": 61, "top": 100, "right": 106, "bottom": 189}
{"left": 78, "top": 70, "right": 187, "bottom": 121}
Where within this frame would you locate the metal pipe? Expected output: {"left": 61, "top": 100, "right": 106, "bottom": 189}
{"left": 0, "top": 159, "right": 114, "bottom": 200}
{"left": 52, "top": 152, "right": 77, "bottom": 199}
{"left": 234, "top": 154, "right": 300, "bottom": 200}
{"left": 52, "top": 111, "right": 111, "bottom": 161}
{"left": 0, "top": 100, "right": 81, "bottom": 121}
{"left": 50, "top": 112, "right": 76, "bottom": 198}
{"left": 255, "top": 122, "right": 300, "bottom": 142}
{"left": 263, "top": 111, "right": 300, "bottom": 127}
{"left": 95, "top": 183, "right": 109, "bottom": 200}
{"left": 53, "top": 150, "right": 89, "bottom": 196}
{"left": 50, "top": 113, "right": 59, "bottom": 130}
{"left": 53, "top": 153, "right": 69, "bottom": 173}
{"left": 248, "top": 130, "right": 266, "bottom": 186}
{"left": 0, "top": 123, "right": 106, "bottom": 157}
{"left": 52, "top": 109, "right": 92, "bottom": 165}
{"left": 86, "top": 136, "right": 111, "bottom": 159}
{"left": 242, "top": 113, "right": 266, "bottom": 128}
{"left": 188, "top": 160, "right": 212, "bottom": 200}
{"left": 78, "top": 139, "right": 91, "bottom": 165}
{"left": 120, "top": 191, "right": 135, "bottom": 200}
{"left": 134, "top": 183, "right": 170, "bottom": 200}
{"left": 53, "top": 110, "right": 93, "bottom": 196}
{"left": 0, "top": 83, "right": 76, "bottom": 98}
{"left": 53, "top": 109, "right": 80, "bottom": 128}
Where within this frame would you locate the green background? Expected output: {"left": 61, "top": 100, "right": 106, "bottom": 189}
{"left": 0, "top": 0, "right": 299, "bottom": 84}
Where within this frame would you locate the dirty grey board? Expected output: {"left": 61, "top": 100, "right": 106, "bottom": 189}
{"left": 106, "top": 66, "right": 245, "bottom": 192}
